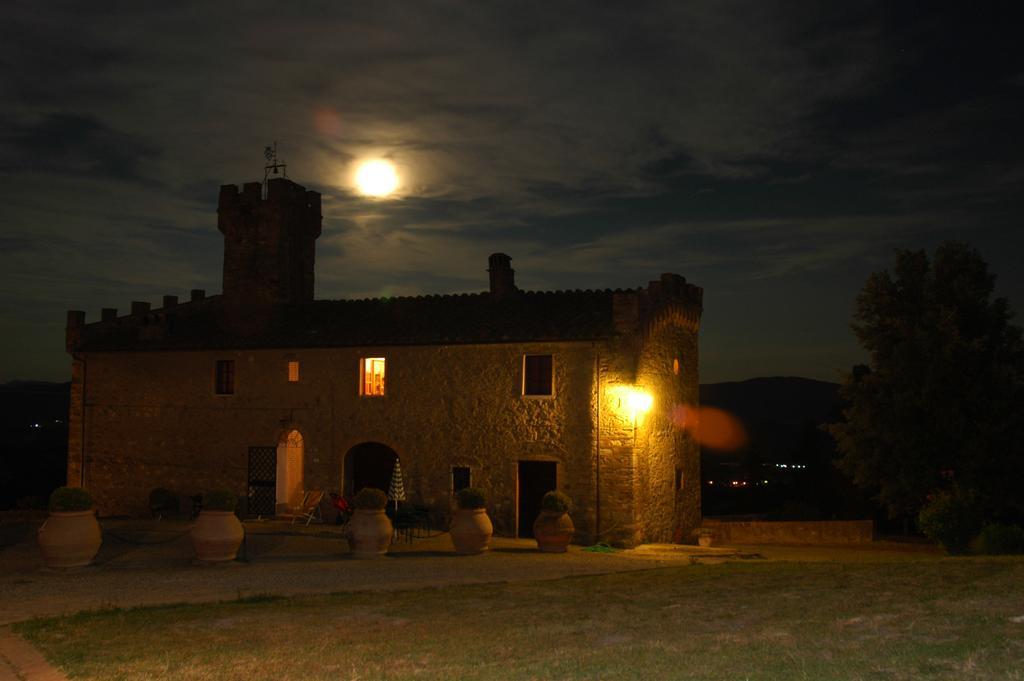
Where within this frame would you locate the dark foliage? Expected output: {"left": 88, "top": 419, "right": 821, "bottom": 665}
{"left": 148, "top": 488, "right": 179, "bottom": 514}
{"left": 202, "top": 490, "right": 237, "bottom": 512}
{"left": 456, "top": 487, "right": 486, "bottom": 510}
{"left": 829, "top": 242, "right": 1024, "bottom": 523}
{"left": 917, "top": 490, "right": 981, "bottom": 554}
{"left": 49, "top": 486, "right": 93, "bottom": 512}
{"left": 541, "top": 491, "right": 572, "bottom": 513}
{"left": 977, "top": 524, "right": 1024, "bottom": 555}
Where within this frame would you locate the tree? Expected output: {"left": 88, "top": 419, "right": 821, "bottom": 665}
{"left": 828, "top": 242, "right": 1024, "bottom": 524}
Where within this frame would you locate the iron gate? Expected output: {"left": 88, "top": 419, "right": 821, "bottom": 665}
{"left": 247, "top": 446, "right": 277, "bottom": 518}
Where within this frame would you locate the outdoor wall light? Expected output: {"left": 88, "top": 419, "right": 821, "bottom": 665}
{"left": 625, "top": 389, "right": 653, "bottom": 415}
{"left": 609, "top": 386, "right": 654, "bottom": 420}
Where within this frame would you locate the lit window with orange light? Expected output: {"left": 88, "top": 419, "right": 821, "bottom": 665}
{"left": 288, "top": 361, "right": 300, "bottom": 383}
{"left": 360, "top": 357, "right": 386, "bottom": 396}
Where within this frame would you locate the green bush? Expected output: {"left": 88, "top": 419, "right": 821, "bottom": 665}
{"left": 977, "top": 524, "right": 1024, "bottom": 555}
{"left": 148, "top": 487, "right": 179, "bottom": 513}
{"left": 202, "top": 490, "right": 237, "bottom": 512}
{"left": 541, "top": 490, "right": 572, "bottom": 513}
{"left": 48, "top": 487, "right": 94, "bottom": 512}
{"left": 353, "top": 487, "right": 388, "bottom": 510}
{"left": 918, "top": 490, "right": 981, "bottom": 555}
{"left": 456, "top": 487, "right": 486, "bottom": 510}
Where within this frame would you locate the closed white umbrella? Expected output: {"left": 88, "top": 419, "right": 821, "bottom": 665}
{"left": 388, "top": 460, "right": 406, "bottom": 514}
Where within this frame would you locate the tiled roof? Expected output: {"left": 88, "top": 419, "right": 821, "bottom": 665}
{"left": 75, "top": 289, "right": 626, "bottom": 352}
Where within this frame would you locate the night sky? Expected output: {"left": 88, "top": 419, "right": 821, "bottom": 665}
{"left": 2, "top": 2, "right": 1021, "bottom": 384}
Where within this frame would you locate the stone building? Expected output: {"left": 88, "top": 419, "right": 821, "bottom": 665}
{"left": 65, "top": 177, "right": 703, "bottom": 545}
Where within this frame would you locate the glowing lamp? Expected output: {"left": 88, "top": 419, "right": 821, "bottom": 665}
{"left": 609, "top": 386, "right": 654, "bottom": 421}
{"left": 625, "top": 389, "right": 653, "bottom": 414}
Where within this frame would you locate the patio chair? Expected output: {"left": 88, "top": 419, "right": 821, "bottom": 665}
{"left": 281, "top": 490, "right": 325, "bottom": 525}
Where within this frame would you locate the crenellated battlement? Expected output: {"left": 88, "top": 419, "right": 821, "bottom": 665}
{"left": 217, "top": 177, "right": 322, "bottom": 305}
{"left": 612, "top": 273, "right": 703, "bottom": 337}
{"left": 218, "top": 176, "right": 321, "bottom": 219}
{"left": 646, "top": 273, "right": 703, "bottom": 308}
{"left": 65, "top": 289, "right": 216, "bottom": 352}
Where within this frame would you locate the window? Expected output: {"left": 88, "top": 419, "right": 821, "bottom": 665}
{"left": 215, "top": 360, "right": 235, "bottom": 395}
{"left": 288, "top": 360, "right": 300, "bottom": 383}
{"left": 452, "top": 466, "right": 471, "bottom": 494}
{"left": 675, "top": 467, "right": 684, "bottom": 492}
{"left": 360, "top": 357, "right": 386, "bottom": 396}
{"left": 673, "top": 358, "right": 680, "bottom": 376}
{"left": 522, "top": 354, "right": 553, "bottom": 396}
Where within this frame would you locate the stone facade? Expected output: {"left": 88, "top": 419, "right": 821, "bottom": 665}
{"left": 65, "top": 177, "right": 703, "bottom": 546}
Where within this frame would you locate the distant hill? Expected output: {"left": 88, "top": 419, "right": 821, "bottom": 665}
{"left": 699, "top": 376, "right": 841, "bottom": 464}
{"left": 698, "top": 376, "right": 873, "bottom": 520}
{"left": 700, "top": 376, "right": 840, "bottom": 430}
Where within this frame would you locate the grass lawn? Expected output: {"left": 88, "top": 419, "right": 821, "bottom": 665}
{"left": 14, "top": 558, "right": 1024, "bottom": 680}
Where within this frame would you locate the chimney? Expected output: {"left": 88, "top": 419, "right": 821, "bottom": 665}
{"left": 101, "top": 308, "right": 118, "bottom": 322}
{"left": 162, "top": 295, "right": 179, "bottom": 308}
{"left": 488, "top": 253, "right": 517, "bottom": 299}
{"left": 131, "top": 301, "right": 151, "bottom": 316}
{"left": 190, "top": 289, "right": 206, "bottom": 302}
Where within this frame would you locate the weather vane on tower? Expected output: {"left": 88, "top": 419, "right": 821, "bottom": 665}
{"left": 263, "top": 142, "right": 288, "bottom": 189}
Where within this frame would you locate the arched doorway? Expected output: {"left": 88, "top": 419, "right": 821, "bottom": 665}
{"left": 276, "top": 430, "right": 304, "bottom": 513}
{"left": 344, "top": 442, "right": 398, "bottom": 496}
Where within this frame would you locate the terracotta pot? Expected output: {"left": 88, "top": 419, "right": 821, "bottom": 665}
{"left": 533, "top": 511, "right": 575, "bottom": 553}
{"left": 191, "top": 510, "right": 244, "bottom": 562}
{"left": 347, "top": 509, "right": 392, "bottom": 558}
{"left": 38, "top": 510, "right": 102, "bottom": 568}
{"left": 450, "top": 508, "right": 492, "bottom": 555}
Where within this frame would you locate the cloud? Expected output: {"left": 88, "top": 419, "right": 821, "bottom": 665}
{"left": 1, "top": 1, "right": 1021, "bottom": 382}
{"left": 1, "top": 113, "right": 162, "bottom": 182}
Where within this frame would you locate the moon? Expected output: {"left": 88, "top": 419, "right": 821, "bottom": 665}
{"left": 355, "top": 159, "right": 400, "bottom": 197}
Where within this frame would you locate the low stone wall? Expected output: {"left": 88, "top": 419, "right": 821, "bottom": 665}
{"left": 702, "top": 519, "right": 874, "bottom": 545}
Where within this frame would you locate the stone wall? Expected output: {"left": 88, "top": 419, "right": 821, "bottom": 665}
{"left": 65, "top": 282, "right": 702, "bottom": 546}
{"left": 702, "top": 519, "right": 874, "bottom": 544}
{"left": 68, "top": 340, "right": 656, "bottom": 541}
{"left": 634, "top": 305, "right": 701, "bottom": 543}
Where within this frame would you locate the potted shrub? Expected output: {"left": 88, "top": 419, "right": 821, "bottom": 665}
{"left": 38, "top": 487, "right": 102, "bottom": 568}
{"left": 533, "top": 491, "right": 574, "bottom": 553}
{"left": 450, "top": 487, "right": 492, "bottom": 555}
{"left": 190, "top": 490, "right": 244, "bottom": 562}
{"left": 347, "top": 488, "right": 392, "bottom": 558}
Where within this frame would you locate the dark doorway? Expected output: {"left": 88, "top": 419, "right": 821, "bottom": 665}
{"left": 247, "top": 445, "right": 277, "bottom": 517}
{"left": 344, "top": 442, "right": 399, "bottom": 496}
{"left": 517, "top": 460, "right": 557, "bottom": 538}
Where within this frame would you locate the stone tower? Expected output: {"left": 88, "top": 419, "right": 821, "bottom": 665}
{"left": 217, "top": 177, "right": 322, "bottom": 305}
